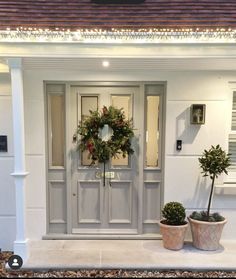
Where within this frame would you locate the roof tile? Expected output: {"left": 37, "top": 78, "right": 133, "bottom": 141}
{"left": 0, "top": 0, "right": 236, "bottom": 30}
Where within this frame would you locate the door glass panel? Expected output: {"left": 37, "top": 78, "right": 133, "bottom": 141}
{"left": 81, "top": 96, "right": 98, "bottom": 121}
{"left": 111, "top": 95, "right": 132, "bottom": 167}
{"left": 49, "top": 93, "right": 65, "bottom": 167}
{"left": 80, "top": 96, "right": 98, "bottom": 166}
{"left": 145, "top": 95, "right": 160, "bottom": 168}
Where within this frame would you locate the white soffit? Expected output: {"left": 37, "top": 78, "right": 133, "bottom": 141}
{"left": 22, "top": 57, "right": 236, "bottom": 71}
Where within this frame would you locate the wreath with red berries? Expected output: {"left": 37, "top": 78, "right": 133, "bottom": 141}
{"left": 73, "top": 106, "right": 134, "bottom": 164}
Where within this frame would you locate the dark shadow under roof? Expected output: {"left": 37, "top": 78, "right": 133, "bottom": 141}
{"left": 1, "top": 0, "right": 236, "bottom": 31}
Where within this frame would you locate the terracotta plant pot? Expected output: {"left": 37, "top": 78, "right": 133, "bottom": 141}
{"left": 188, "top": 217, "right": 227, "bottom": 251}
{"left": 159, "top": 221, "right": 188, "bottom": 250}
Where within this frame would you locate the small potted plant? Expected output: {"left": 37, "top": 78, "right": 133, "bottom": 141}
{"left": 188, "top": 145, "right": 231, "bottom": 250}
{"left": 160, "top": 201, "right": 188, "bottom": 250}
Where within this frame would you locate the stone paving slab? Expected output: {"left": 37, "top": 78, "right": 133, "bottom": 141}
{"left": 19, "top": 240, "right": 236, "bottom": 271}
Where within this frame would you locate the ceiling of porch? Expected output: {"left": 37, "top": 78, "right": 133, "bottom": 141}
{"left": 21, "top": 57, "right": 236, "bottom": 71}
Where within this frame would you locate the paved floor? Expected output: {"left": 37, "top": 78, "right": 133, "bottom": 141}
{"left": 19, "top": 240, "right": 236, "bottom": 271}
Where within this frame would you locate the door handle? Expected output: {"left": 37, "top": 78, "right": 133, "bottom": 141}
{"left": 72, "top": 193, "right": 76, "bottom": 196}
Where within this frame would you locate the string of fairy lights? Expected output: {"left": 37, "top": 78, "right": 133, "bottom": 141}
{"left": 0, "top": 27, "right": 236, "bottom": 43}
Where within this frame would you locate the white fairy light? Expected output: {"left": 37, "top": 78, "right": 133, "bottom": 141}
{"left": 0, "top": 27, "right": 236, "bottom": 43}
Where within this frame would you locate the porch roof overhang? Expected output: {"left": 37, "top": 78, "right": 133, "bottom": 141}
{"left": 1, "top": 0, "right": 236, "bottom": 71}
{"left": 1, "top": 0, "right": 236, "bottom": 64}
{"left": 2, "top": 40, "right": 236, "bottom": 72}
{"left": 2, "top": 56, "right": 236, "bottom": 72}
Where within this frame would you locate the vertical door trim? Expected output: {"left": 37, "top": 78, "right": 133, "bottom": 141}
{"left": 137, "top": 83, "right": 145, "bottom": 234}
{"left": 160, "top": 82, "right": 167, "bottom": 214}
{"left": 66, "top": 82, "right": 72, "bottom": 234}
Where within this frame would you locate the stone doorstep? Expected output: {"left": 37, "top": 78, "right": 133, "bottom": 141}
{"left": 6, "top": 240, "right": 236, "bottom": 271}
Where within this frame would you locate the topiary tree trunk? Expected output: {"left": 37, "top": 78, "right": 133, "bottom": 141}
{"left": 207, "top": 173, "right": 215, "bottom": 220}
{"left": 199, "top": 145, "right": 231, "bottom": 221}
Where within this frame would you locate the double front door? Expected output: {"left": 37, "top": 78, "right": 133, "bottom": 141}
{"left": 70, "top": 86, "right": 139, "bottom": 234}
{"left": 46, "top": 83, "right": 164, "bottom": 236}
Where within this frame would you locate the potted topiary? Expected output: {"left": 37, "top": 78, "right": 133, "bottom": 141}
{"left": 159, "top": 201, "right": 188, "bottom": 250}
{"left": 188, "top": 144, "right": 231, "bottom": 251}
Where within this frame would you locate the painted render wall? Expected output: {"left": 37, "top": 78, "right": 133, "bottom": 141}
{"left": 1, "top": 69, "right": 236, "bottom": 250}
{"left": 0, "top": 73, "right": 15, "bottom": 250}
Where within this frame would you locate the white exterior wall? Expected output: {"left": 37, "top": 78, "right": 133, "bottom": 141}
{"left": 1, "top": 69, "right": 236, "bottom": 250}
{"left": 164, "top": 72, "right": 233, "bottom": 240}
{"left": 24, "top": 73, "right": 46, "bottom": 241}
{"left": 0, "top": 73, "right": 16, "bottom": 250}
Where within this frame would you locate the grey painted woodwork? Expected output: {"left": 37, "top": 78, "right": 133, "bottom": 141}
{"left": 46, "top": 82, "right": 165, "bottom": 237}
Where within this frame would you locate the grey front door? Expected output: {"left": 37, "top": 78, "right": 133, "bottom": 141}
{"left": 70, "top": 86, "right": 140, "bottom": 234}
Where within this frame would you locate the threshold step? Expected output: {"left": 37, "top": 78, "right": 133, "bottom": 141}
{"left": 42, "top": 233, "right": 162, "bottom": 240}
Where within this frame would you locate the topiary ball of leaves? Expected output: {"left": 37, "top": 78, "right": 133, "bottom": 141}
{"left": 162, "top": 202, "right": 186, "bottom": 226}
{"left": 198, "top": 144, "right": 231, "bottom": 179}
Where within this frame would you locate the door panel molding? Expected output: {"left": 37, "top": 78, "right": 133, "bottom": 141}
{"left": 143, "top": 181, "right": 161, "bottom": 224}
{"left": 108, "top": 181, "right": 132, "bottom": 224}
{"left": 48, "top": 180, "right": 66, "bottom": 224}
{"left": 77, "top": 180, "right": 102, "bottom": 225}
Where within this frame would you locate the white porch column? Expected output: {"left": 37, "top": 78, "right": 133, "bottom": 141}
{"left": 8, "top": 58, "right": 29, "bottom": 261}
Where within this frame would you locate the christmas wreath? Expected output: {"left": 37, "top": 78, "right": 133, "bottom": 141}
{"left": 73, "top": 106, "right": 134, "bottom": 164}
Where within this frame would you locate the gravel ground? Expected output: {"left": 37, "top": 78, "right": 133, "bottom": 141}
{"left": 1, "top": 251, "right": 236, "bottom": 278}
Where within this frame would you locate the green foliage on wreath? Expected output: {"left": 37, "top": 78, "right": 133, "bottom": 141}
{"left": 73, "top": 106, "right": 135, "bottom": 164}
